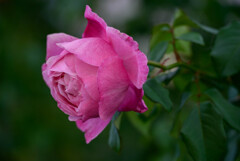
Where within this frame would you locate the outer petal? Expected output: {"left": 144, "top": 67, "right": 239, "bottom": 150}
{"left": 82, "top": 5, "right": 107, "bottom": 40}
{"left": 106, "top": 27, "right": 149, "bottom": 89}
{"left": 123, "top": 53, "right": 149, "bottom": 89}
{"left": 46, "top": 33, "right": 77, "bottom": 60}
{"left": 42, "top": 51, "right": 69, "bottom": 89}
{"left": 76, "top": 116, "right": 112, "bottom": 144}
{"left": 137, "top": 99, "right": 148, "bottom": 113}
{"left": 57, "top": 38, "right": 116, "bottom": 66}
{"left": 42, "top": 63, "right": 50, "bottom": 87}
{"left": 98, "top": 56, "right": 130, "bottom": 120}
{"left": 43, "top": 53, "right": 79, "bottom": 117}
{"left": 107, "top": 27, "right": 138, "bottom": 59}
{"left": 118, "top": 86, "right": 148, "bottom": 113}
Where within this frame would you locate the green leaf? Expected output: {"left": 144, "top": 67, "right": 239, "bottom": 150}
{"left": 181, "top": 102, "right": 227, "bottom": 161}
{"left": 200, "top": 103, "right": 227, "bottom": 161}
{"left": 173, "top": 26, "right": 192, "bottom": 57}
{"left": 177, "top": 32, "right": 204, "bottom": 45}
{"left": 172, "top": 9, "right": 218, "bottom": 34}
{"left": 155, "top": 69, "right": 179, "bottom": 83}
{"left": 143, "top": 78, "right": 172, "bottom": 111}
{"left": 170, "top": 92, "right": 191, "bottom": 137}
{"left": 148, "top": 42, "right": 168, "bottom": 62}
{"left": 108, "top": 123, "right": 120, "bottom": 152}
{"left": 175, "top": 39, "right": 192, "bottom": 57}
{"left": 193, "top": 20, "right": 218, "bottom": 34}
{"left": 179, "top": 92, "right": 191, "bottom": 110}
{"left": 228, "top": 86, "right": 239, "bottom": 102}
{"left": 211, "top": 22, "right": 240, "bottom": 76}
{"left": 181, "top": 108, "right": 207, "bottom": 161}
{"left": 224, "top": 130, "right": 239, "bottom": 161}
{"left": 150, "top": 24, "right": 172, "bottom": 49}
{"left": 205, "top": 89, "right": 240, "bottom": 131}
{"left": 108, "top": 112, "right": 121, "bottom": 152}
{"left": 173, "top": 9, "right": 198, "bottom": 28}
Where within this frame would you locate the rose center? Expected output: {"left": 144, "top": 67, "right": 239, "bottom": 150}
{"left": 55, "top": 73, "right": 82, "bottom": 106}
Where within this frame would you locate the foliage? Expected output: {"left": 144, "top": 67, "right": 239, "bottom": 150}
{"left": 110, "top": 9, "right": 240, "bottom": 161}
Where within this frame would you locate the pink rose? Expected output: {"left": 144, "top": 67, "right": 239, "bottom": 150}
{"left": 42, "top": 5, "right": 149, "bottom": 143}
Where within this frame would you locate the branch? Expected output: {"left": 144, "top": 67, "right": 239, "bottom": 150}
{"left": 170, "top": 27, "right": 181, "bottom": 62}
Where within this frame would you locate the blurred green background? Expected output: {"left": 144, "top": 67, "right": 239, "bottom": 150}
{"left": 0, "top": 0, "right": 240, "bottom": 161}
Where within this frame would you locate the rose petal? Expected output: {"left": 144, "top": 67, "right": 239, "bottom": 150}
{"left": 76, "top": 116, "right": 112, "bottom": 144}
{"left": 136, "top": 99, "right": 148, "bottom": 113}
{"left": 62, "top": 54, "right": 99, "bottom": 101}
{"left": 76, "top": 88, "right": 99, "bottom": 121}
{"left": 47, "top": 33, "right": 77, "bottom": 60}
{"left": 42, "top": 52, "right": 80, "bottom": 117}
{"left": 49, "top": 54, "right": 75, "bottom": 76}
{"left": 82, "top": 5, "right": 107, "bottom": 40}
{"left": 74, "top": 58, "right": 99, "bottom": 101}
{"left": 107, "top": 27, "right": 138, "bottom": 59}
{"left": 44, "top": 51, "right": 75, "bottom": 81}
{"left": 106, "top": 27, "right": 149, "bottom": 88}
{"left": 57, "top": 38, "right": 116, "bottom": 66}
{"left": 118, "top": 86, "right": 147, "bottom": 113}
{"left": 98, "top": 56, "right": 129, "bottom": 120}
{"left": 42, "top": 63, "right": 50, "bottom": 87}
{"left": 45, "top": 50, "right": 68, "bottom": 70}
{"left": 63, "top": 53, "right": 77, "bottom": 73}
{"left": 54, "top": 94, "right": 77, "bottom": 116}
{"left": 123, "top": 52, "right": 149, "bottom": 89}
{"left": 68, "top": 115, "right": 81, "bottom": 121}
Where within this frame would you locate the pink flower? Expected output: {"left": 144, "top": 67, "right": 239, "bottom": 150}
{"left": 42, "top": 5, "right": 149, "bottom": 143}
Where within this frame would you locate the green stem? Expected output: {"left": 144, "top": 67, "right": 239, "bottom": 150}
{"left": 147, "top": 60, "right": 215, "bottom": 78}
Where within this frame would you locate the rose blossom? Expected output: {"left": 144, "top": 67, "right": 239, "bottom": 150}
{"left": 42, "top": 5, "right": 149, "bottom": 143}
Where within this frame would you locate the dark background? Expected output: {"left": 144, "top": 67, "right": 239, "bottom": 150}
{"left": 0, "top": 0, "right": 240, "bottom": 161}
